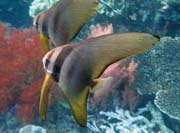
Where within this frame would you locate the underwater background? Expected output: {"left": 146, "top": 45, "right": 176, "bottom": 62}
{"left": 0, "top": 0, "right": 180, "bottom": 132}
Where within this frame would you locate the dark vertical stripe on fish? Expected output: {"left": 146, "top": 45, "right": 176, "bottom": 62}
{"left": 34, "top": 13, "right": 41, "bottom": 31}
{"left": 53, "top": 9, "right": 60, "bottom": 36}
{"left": 52, "top": 46, "right": 74, "bottom": 81}
{"left": 38, "top": 13, "right": 46, "bottom": 34}
{"left": 42, "top": 11, "right": 50, "bottom": 36}
{"left": 46, "top": 49, "right": 55, "bottom": 61}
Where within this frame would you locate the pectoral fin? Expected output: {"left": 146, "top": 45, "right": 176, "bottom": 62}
{"left": 92, "top": 77, "right": 113, "bottom": 93}
{"left": 93, "top": 77, "right": 112, "bottom": 84}
{"left": 65, "top": 88, "right": 89, "bottom": 127}
{"left": 39, "top": 73, "right": 55, "bottom": 120}
{"left": 40, "top": 34, "right": 50, "bottom": 52}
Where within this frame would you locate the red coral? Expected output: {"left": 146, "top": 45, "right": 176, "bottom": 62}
{"left": 17, "top": 80, "right": 42, "bottom": 123}
{"left": 121, "top": 86, "right": 141, "bottom": 111}
{"left": 0, "top": 22, "right": 45, "bottom": 123}
{"left": 0, "top": 76, "right": 17, "bottom": 113}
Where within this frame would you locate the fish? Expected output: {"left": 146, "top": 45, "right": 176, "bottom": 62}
{"left": 39, "top": 32, "right": 160, "bottom": 126}
{"left": 34, "top": 0, "right": 99, "bottom": 52}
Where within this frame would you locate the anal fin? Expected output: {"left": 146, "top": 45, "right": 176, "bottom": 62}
{"left": 92, "top": 77, "right": 113, "bottom": 93}
{"left": 65, "top": 88, "right": 89, "bottom": 127}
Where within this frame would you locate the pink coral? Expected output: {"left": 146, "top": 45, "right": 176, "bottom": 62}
{"left": 88, "top": 23, "right": 114, "bottom": 38}
{"left": 121, "top": 86, "right": 141, "bottom": 111}
{"left": 90, "top": 60, "right": 140, "bottom": 110}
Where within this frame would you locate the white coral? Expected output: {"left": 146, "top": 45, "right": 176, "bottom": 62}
{"left": 29, "top": 0, "right": 59, "bottom": 17}
{"left": 98, "top": 0, "right": 124, "bottom": 17}
{"left": 88, "top": 102, "right": 173, "bottom": 133}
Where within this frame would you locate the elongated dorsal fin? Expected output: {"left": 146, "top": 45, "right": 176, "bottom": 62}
{"left": 35, "top": 0, "right": 99, "bottom": 47}
{"left": 76, "top": 32, "right": 160, "bottom": 79}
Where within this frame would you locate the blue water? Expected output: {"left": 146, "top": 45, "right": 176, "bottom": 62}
{"left": 0, "top": 0, "right": 179, "bottom": 132}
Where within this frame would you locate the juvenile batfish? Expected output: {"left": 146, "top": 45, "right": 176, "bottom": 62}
{"left": 39, "top": 32, "right": 160, "bottom": 126}
{"left": 34, "top": 0, "right": 99, "bottom": 52}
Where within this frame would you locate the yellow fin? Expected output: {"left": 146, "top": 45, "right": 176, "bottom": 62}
{"left": 92, "top": 77, "right": 113, "bottom": 93}
{"left": 93, "top": 77, "right": 112, "bottom": 84}
{"left": 39, "top": 73, "right": 55, "bottom": 120}
{"left": 69, "top": 0, "right": 99, "bottom": 40}
{"left": 40, "top": 34, "right": 50, "bottom": 52}
{"left": 66, "top": 87, "right": 89, "bottom": 127}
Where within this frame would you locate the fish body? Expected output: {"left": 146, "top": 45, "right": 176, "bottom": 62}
{"left": 34, "top": 0, "right": 99, "bottom": 52}
{"left": 40, "top": 32, "right": 160, "bottom": 126}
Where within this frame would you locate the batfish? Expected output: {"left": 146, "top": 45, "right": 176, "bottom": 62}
{"left": 39, "top": 32, "right": 160, "bottom": 126}
{"left": 34, "top": 0, "right": 99, "bottom": 52}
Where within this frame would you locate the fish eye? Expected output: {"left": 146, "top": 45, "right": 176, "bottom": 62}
{"left": 45, "top": 58, "right": 50, "bottom": 68}
{"left": 35, "top": 21, "right": 39, "bottom": 30}
{"left": 35, "top": 21, "right": 38, "bottom": 26}
{"left": 33, "top": 14, "right": 41, "bottom": 30}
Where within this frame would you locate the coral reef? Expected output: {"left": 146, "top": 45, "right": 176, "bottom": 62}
{"left": 90, "top": 59, "right": 141, "bottom": 111}
{"left": 88, "top": 102, "right": 173, "bottom": 132}
{"left": 96, "top": 0, "right": 180, "bottom": 36}
{"left": 135, "top": 37, "right": 180, "bottom": 121}
{"left": 0, "top": 0, "right": 178, "bottom": 132}
{"left": 0, "top": 22, "right": 44, "bottom": 123}
{"left": 29, "top": 0, "right": 59, "bottom": 18}
{"left": 98, "top": 0, "right": 123, "bottom": 17}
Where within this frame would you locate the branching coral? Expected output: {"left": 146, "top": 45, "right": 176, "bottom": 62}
{"left": 29, "top": 0, "right": 59, "bottom": 17}
{"left": 98, "top": 0, "right": 124, "bottom": 17}
{"left": 0, "top": 22, "right": 44, "bottom": 123}
{"left": 88, "top": 102, "right": 173, "bottom": 132}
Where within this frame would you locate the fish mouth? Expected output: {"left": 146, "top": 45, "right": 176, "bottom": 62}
{"left": 153, "top": 34, "right": 160, "bottom": 41}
